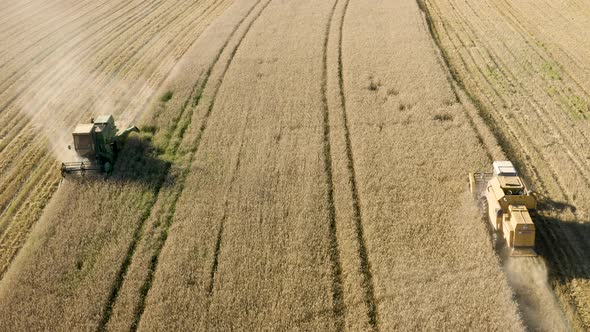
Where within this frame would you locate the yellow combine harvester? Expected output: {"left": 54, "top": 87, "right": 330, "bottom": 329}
{"left": 469, "top": 161, "right": 538, "bottom": 257}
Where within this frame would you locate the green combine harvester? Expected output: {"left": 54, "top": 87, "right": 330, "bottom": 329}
{"left": 61, "top": 115, "right": 139, "bottom": 176}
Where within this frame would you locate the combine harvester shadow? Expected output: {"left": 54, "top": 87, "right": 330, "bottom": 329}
{"left": 60, "top": 135, "right": 174, "bottom": 188}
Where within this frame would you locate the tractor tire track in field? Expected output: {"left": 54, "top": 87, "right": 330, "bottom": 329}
{"left": 321, "top": 0, "right": 346, "bottom": 329}
{"left": 332, "top": 0, "right": 379, "bottom": 329}
{"left": 0, "top": 0, "right": 236, "bottom": 278}
{"left": 95, "top": 1, "right": 272, "bottom": 330}
{"left": 206, "top": 121, "right": 248, "bottom": 296}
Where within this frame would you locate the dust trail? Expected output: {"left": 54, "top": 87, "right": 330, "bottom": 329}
{"left": 503, "top": 256, "right": 569, "bottom": 332}
{"left": 461, "top": 191, "right": 569, "bottom": 331}
{"left": 18, "top": 57, "right": 153, "bottom": 164}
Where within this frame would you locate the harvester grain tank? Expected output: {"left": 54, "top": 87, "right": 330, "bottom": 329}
{"left": 61, "top": 115, "right": 139, "bottom": 176}
{"left": 469, "top": 161, "right": 538, "bottom": 257}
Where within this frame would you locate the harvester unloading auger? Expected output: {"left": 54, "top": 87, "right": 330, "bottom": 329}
{"left": 469, "top": 161, "right": 538, "bottom": 257}
{"left": 61, "top": 115, "right": 139, "bottom": 176}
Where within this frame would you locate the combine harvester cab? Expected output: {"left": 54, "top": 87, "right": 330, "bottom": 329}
{"left": 61, "top": 115, "right": 139, "bottom": 176}
{"left": 469, "top": 161, "right": 538, "bottom": 257}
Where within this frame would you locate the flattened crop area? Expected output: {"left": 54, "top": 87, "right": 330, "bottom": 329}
{"left": 0, "top": 0, "right": 233, "bottom": 278}
{"left": 424, "top": 0, "right": 590, "bottom": 328}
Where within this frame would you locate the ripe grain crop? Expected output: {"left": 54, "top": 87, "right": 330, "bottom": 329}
{"left": 425, "top": 0, "right": 590, "bottom": 328}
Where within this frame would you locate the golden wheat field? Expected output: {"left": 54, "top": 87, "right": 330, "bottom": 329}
{"left": 0, "top": 0, "right": 589, "bottom": 330}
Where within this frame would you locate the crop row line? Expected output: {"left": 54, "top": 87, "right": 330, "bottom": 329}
{"left": 0, "top": 0, "right": 208, "bottom": 153}
{"left": 0, "top": 0, "right": 108, "bottom": 60}
{"left": 450, "top": 0, "right": 590, "bottom": 286}
{"left": 458, "top": 0, "right": 590, "bottom": 182}
{"left": 135, "top": 0, "right": 274, "bottom": 324}
{"left": 494, "top": 0, "right": 590, "bottom": 111}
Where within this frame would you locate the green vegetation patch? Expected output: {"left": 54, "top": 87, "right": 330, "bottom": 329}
{"left": 541, "top": 61, "right": 562, "bottom": 81}
{"left": 160, "top": 90, "right": 174, "bottom": 102}
{"left": 569, "top": 95, "right": 589, "bottom": 119}
{"left": 485, "top": 64, "right": 502, "bottom": 82}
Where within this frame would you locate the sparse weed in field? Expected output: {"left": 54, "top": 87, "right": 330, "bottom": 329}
{"left": 367, "top": 77, "right": 381, "bottom": 91}
{"left": 541, "top": 61, "right": 561, "bottom": 81}
{"left": 442, "top": 99, "right": 454, "bottom": 106}
{"left": 569, "top": 95, "right": 589, "bottom": 118}
{"left": 387, "top": 87, "right": 399, "bottom": 96}
{"left": 433, "top": 113, "right": 453, "bottom": 122}
{"left": 142, "top": 125, "right": 157, "bottom": 134}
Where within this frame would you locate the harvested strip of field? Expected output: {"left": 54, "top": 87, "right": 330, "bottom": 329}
{"left": 0, "top": 0, "right": 233, "bottom": 279}
{"left": 424, "top": 0, "right": 590, "bottom": 328}
{"left": 337, "top": 0, "right": 522, "bottom": 329}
